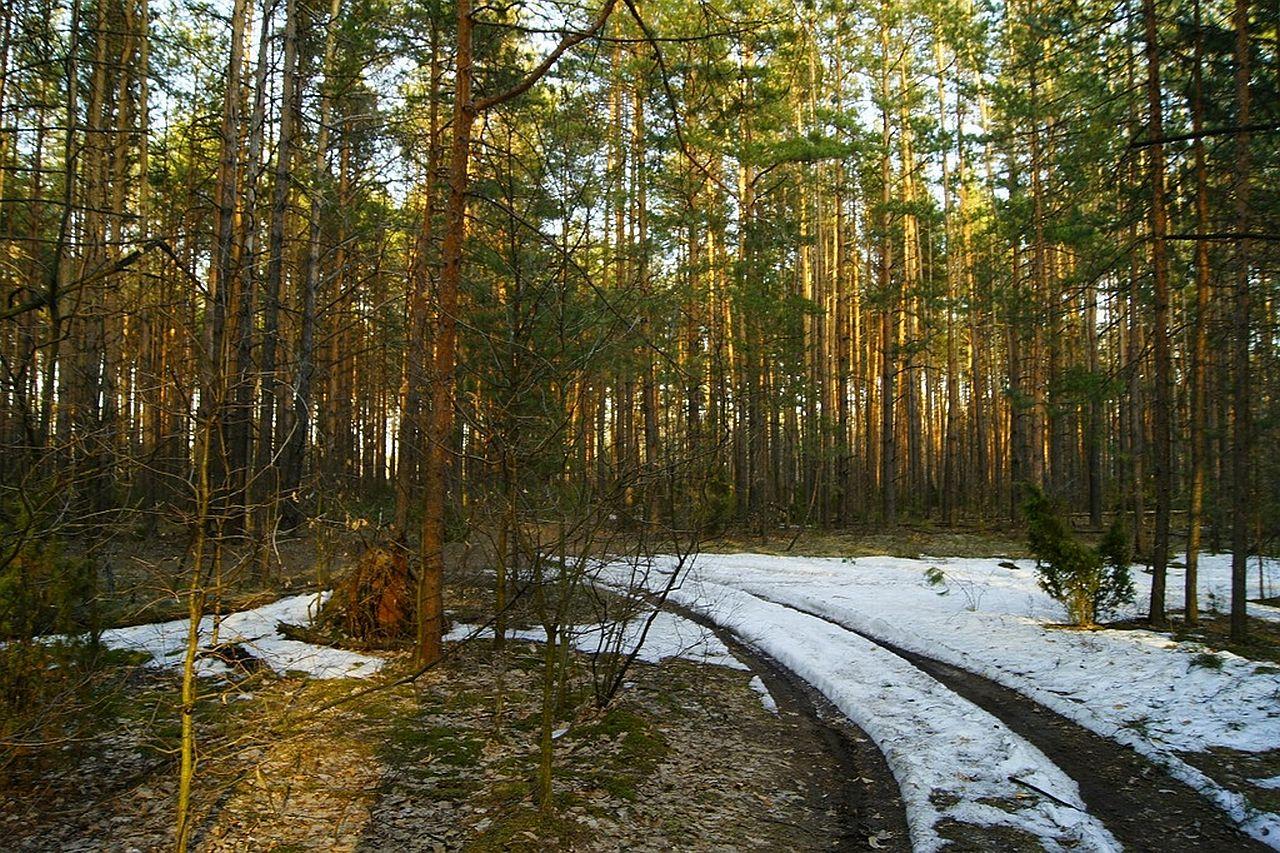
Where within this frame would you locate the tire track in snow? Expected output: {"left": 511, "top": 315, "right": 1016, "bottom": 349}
{"left": 659, "top": 574, "right": 1122, "bottom": 852}
{"left": 729, "top": 583, "right": 1272, "bottom": 852}
{"left": 666, "top": 600, "right": 913, "bottom": 852}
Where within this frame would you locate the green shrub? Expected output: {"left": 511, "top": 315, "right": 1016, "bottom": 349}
{"left": 694, "top": 473, "right": 735, "bottom": 534}
{"left": 1022, "top": 485, "right": 1134, "bottom": 627}
{"left": 924, "top": 565, "right": 947, "bottom": 590}
{"left": 0, "top": 526, "right": 95, "bottom": 641}
{"left": 0, "top": 505, "right": 126, "bottom": 789}
{"left": 1191, "top": 652, "right": 1223, "bottom": 670}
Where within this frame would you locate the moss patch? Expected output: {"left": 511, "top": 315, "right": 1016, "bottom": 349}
{"left": 389, "top": 722, "right": 484, "bottom": 767}
{"left": 464, "top": 800, "right": 588, "bottom": 853}
{"left": 567, "top": 706, "right": 669, "bottom": 801}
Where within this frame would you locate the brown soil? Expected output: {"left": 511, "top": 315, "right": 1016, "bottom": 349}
{"left": 1181, "top": 746, "right": 1280, "bottom": 816}
{"left": 707, "top": 523, "right": 1031, "bottom": 560}
{"left": 674, "top": 604, "right": 912, "bottom": 852}
{"left": 79, "top": 529, "right": 343, "bottom": 629}
{"left": 900, "top": 648, "right": 1268, "bottom": 851}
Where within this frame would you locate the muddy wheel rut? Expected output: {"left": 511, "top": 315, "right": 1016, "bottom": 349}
{"left": 668, "top": 601, "right": 913, "bottom": 852}
{"left": 731, "top": 588, "right": 1270, "bottom": 852}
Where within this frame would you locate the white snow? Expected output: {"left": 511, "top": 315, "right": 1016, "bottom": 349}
{"left": 603, "top": 551, "right": 1280, "bottom": 848}
{"left": 615, "top": 569, "right": 1119, "bottom": 852}
{"left": 1254, "top": 776, "right": 1280, "bottom": 791}
{"left": 100, "top": 592, "right": 385, "bottom": 680}
{"left": 443, "top": 609, "right": 746, "bottom": 670}
{"left": 748, "top": 675, "right": 778, "bottom": 715}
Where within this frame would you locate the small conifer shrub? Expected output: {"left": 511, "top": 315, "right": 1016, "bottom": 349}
{"left": 1022, "top": 485, "right": 1134, "bottom": 627}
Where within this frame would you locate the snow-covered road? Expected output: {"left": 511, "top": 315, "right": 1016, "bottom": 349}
{"left": 599, "top": 551, "right": 1280, "bottom": 850}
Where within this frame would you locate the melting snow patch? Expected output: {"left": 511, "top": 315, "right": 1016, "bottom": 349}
{"left": 444, "top": 609, "right": 745, "bottom": 670}
{"left": 100, "top": 592, "right": 384, "bottom": 680}
{"left": 748, "top": 675, "right": 778, "bottom": 715}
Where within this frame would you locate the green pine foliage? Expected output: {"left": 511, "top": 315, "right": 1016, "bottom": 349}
{"left": 1022, "top": 486, "right": 1134, "bottom": 627}
{"left": 0, "top": 503, "right": 118, "bottom": 786}
{"left": 0, "top": 506, "right": 95, "bottom": 641}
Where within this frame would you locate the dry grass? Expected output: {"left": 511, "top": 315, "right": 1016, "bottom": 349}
{"left": 706, "top": 522, "right": 1032, "bottom": 560}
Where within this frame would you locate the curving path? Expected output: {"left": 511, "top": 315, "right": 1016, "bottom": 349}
{"left": 671, "top": 601, "right": 914, "bottom": 852}
{"left": 619, "top": 556, "right": 1275, "bottom": 852}
{"left": 648, "top": 573, "right": 1122, "bottom": 852}
{"left": 735, "top": 586, "right": 1270, "bottom": 852}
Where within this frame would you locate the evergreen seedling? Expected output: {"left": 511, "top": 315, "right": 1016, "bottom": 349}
{"left": 1023, "top": 485, "right": 1134, "bottom": 627}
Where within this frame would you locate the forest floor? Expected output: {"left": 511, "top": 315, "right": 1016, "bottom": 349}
{"left": 2, "top": 645, "right": 894, "bottom": 851}
{"left": 1, "top": 542, "right": 909, "bottom": 852}
{"left": 9, "top": 529, "right": 1280, "bottom": 851}
{"left": 707, "top": 521, "right": 1034, "bottom": 561}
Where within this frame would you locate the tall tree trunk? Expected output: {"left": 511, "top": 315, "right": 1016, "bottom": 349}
{"left": 1027, "top": 61, "right": 1047, "bottom": 495}
{"left": 937, "top": 37, "right": 960, "bottom": 525}
{"left": 878, "top": 23, "right": 896, "bottom": 526}
{"left": 255, "top": 0, "right": 298, "bottom": 543}
{"left": 1085, "top": 278, "right": 1103, "bottom": 528}
{"left": 1229, "top": 0, "right": 1252, "bottom": 642}
{"left": 414, "top": 0, "right": 617, "bottom": 664}
{"left": 207, "top": 0, "right": 248, "bottom": 530}
{"left": 75, "top": 0, "right": 112, "bottom": 529}
{"left": 418, "top": 0, "right": 476, "bottom": 667}
{"left": 1125, "top": 34, "right": 1148, "bottom": 560}
{"left": 1143, "top": 0, "right": 1172, "bottom": 627}
{"left": 1006, "top": 151, "right": 1028, "bottom": 518}
{"left": 395, "top": 25, "right": 441, "bottom": 537}
{"left": 280, "top": 0, "right": 341, "bottom": 528}
{"left": 1185, "top": 0, "right": 1211, "bottom": 624}
{"left": 227, "top": 0, "right": 274, "bottom": 534}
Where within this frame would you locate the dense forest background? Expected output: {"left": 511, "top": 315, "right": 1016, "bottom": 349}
{"left": 1, "top": 0, "right": 1278, "bottom": 646}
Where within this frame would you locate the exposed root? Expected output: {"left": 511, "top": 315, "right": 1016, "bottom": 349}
{"left": 316, "top": 544, "right": 414, "bottom": 645}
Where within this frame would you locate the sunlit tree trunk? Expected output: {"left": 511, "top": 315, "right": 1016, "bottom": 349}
{"left": 878, "top": 21, "right": 896, "bottom": 526}
{"left": 395, "top": 24, "right": 441, "bottom": 536}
